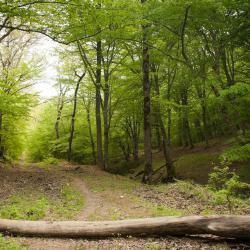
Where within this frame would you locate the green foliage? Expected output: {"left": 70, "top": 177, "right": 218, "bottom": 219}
{"left": 0, "top": 184, "right": 85, "bottom": 221}
{"left": 0, "top": 0, "right": 249, "bottom": 188}
{"left": 38, "top": 157, "right": 59, "bottom": 168}
{"left": 150, "top": 205, "right": 183, "bottom": 217}
{"left": 221, "top": 130, "right": 250, "bottom": 162}
{"left": 221, "top": 144, "right": 250, "bottom": 162}
{"left": 52, "top": 184, "right": 85, "bottom": 219}
{"left": 27, "top": 103, "right": 58, "bottom": 162}
{"left": 0, "top": 234, "right": 24, "bottom": 250}
{"left": 208, "top": 163, "right": 233, "bottom": 191}
{"left": 0, "top": 32, "right": 39, "bottom": 160}
{"left": 208, "top": 162, "right": 250, "bottom": 211}
{"left": 0, "top": 195, "right": 48, "bottom": 220}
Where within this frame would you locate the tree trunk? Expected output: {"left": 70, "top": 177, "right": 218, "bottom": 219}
{"left": 185, "top": 118, "right": 194, "bottom": 149}
{"left": 103, "top": 82, "right": 109, "bottom": 170}
{"left": 154, "top": 71, "right": 175, "bottom": 181}
{"left": 0, "top": 112, "right": 3, "bottom": 158}
{"left": 0, "top": 216, "right": 249, "bottom": 239}
{"left": 155, "top": 122, "right": 162, "bottom": 151}
{"left": 125, "top": 116, "right": 140, "bottom": 163}
{"left": 181, "top": 88, "right": 194, "bottom": 149}
{"left": 87, "top": 106, "right": 96, "bottom": 165}
{"left": 167, "top": 108, "right": 171, "bottom": 146}
{"left": 132, "top": 134, "right": 139, "bottom": 162}
{"left": 55, "top": 88, "right": 66, "bottom": 142}
{"left": 159, "top": 117, "right": 175, "bottom": 181}
{"left": 141, "top": 3, "right": 152, "bottom": 183}
{"left": 201, "top": 102, "right": 209, "bottom": 148}
{"left": 194, "top": 119, "right": 204, "bottom": 142}
{"left": 68, "top": 74, "right": 84, "bottom": 161}
{"left": 95, "top": 40, "right": 104, "bottom": 168}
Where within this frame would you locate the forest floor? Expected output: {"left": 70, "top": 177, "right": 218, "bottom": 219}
{"left": 123, "top": 137, "right": 250, "bottom": 184}
{"left": 0, "top": 160, "right": 250, "bottom": 250}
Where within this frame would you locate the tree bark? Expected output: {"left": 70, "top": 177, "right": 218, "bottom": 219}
{"left": 141, "top": 0, "right": 152, "bottom": 183}
{"left": 153, "top": 71, "right": 175, "bottom": 181}
{"left": 95, "top": 40, "right": 104, "bottom": 168}
{"left": 87, "top": 109, "right": 96, "bottom": 165}
{"left": 0, "top": 112, "right": 3, "bottom": 158}
{"left": 181, "top": 88, "right": 194, "bottom": 149}
{"left": 0, "top": 216, "right": 249, "bottom": 239}
{"left": 68, "top": 73, "right": 85, "bottom": 161}
{"left": 55, "top": 86, "right": 67, "bottom": 142}
{"left": 124, "top": 116, "right": 140, "bottom": 163}
{"left": 201, "top": 102, "right": 209, "bottom": 148}
{"left": 103, "top": 81, "right": 109, "bottom": 170}
{"left": 83, "top": 97, "right": 96, "bottom": 165}
{"left": 167, "top": 108, "right": 171, "bottom": 146}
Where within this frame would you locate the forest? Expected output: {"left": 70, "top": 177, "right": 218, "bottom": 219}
{"left": 0, "top": 0, "right": 249, "bottom": 249}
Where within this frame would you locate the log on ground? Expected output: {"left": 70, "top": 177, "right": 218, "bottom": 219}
{"left": 0, "top": 216, "right": 250, "bottom": 239}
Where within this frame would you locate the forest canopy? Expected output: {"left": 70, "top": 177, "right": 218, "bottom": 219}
{"left": 0, "top": 0, "right": 249, "bottom": 183}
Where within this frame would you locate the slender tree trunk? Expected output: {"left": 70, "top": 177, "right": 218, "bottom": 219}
{"left": 154, "top": 72, "right": 175, "bottom": 181}
{"left": 181, "top": 89, "right": 194, "bottom": 149}
{"left": 186, "top": 119, "right": 194, "bottom": 148}
{"left": 221, "top": 49, "right": 234, "bottom": 87}
{"left": 103, "top": 82, "right": 109, "bottom": 170}
{"left": 95, "top": 40, "right": 104, "bottom": 168}
{"left": 68, "top": 74, "right": 84, "bottom": 161}
{"left": 194, "top": 119, "right": 204, "bottom": 141}
{"left": 132, "top": 136, "right": 139, "bottom": 162}
{"left": 167, "top": 108, "right": 171, "bottom": 146}
{"left": 155, "top": 119, "right": 162, "bottom": 151}
{"left": 55, "top": 93, "right": 66, "bottom": 141}
{"left": 201, "top": 102, "right": 209, "bottom": 148}
{"left": 127, "top": 117, "right": 140, "bottom": 163}
{"left": 0, "top": 112, "right": 3, "bottom": 158}
{"left": 132, "top": 120, "right": 140, "bottom": 163}
{"left": 141, "top": 0, "right": 152, "bottom": 182}
{"left": 182, "top": 118, "right": 188, "bottom": 147}
{"left": 86, "top": 106, "right": 96, "bottom": 165}
{"left": 159, "top": 117, "right": 175, "bottom": 181}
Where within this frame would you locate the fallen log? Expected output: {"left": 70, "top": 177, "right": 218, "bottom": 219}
{"left": 0, "top": 216, "right": 250, "bottom": 239}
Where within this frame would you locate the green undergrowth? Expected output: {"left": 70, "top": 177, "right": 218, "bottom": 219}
{"left": 149, "top": 205, "right": 183, "bottom": 217}
{"left": 37, "top": 157, "right": 60, "bottom": 169}
{"left": 53, "top": 184, "right": 84, "bottom": 219}
{"left": 175, "top": 152, "right": 219, "bottom": 183}
{"left": 155, "top": 180, "right": 210, "bottom": 201}
{"left": 155, "top": 180, "right": 250, "bottom": 214}
{"left": 0, "top": 234, "right": 25, "bottom": 250}
{"left": 0, "top": 184, "right": 84, "bottom": 221}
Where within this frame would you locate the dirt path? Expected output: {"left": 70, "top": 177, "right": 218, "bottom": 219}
{"left": 72, "top": 176, "right": 102, "bottom": 220}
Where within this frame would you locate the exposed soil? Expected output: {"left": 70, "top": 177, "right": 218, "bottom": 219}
{"left": 73, "top": 176, "right": 102, "bottom": 221}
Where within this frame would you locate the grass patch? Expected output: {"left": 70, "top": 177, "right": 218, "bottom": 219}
{"left": 0, "top": 234, "right": 25, "bottom": 250}
{"left": 175, "top": 152, "right": 219, "bottom": 184}
{"left": 149, "top": 205, "right": 183, "bottom": 217}
{"left": 0, "top": 184, "right": 84, "bottom": 221}
{"left": 0, "top": 193, "right": 48, "bottom": 220}
{"left": 52, "top": 184, "right": 85, "bottom": 219}
{"left": 83, "top": 174, "right": 140, "bottom": 194}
